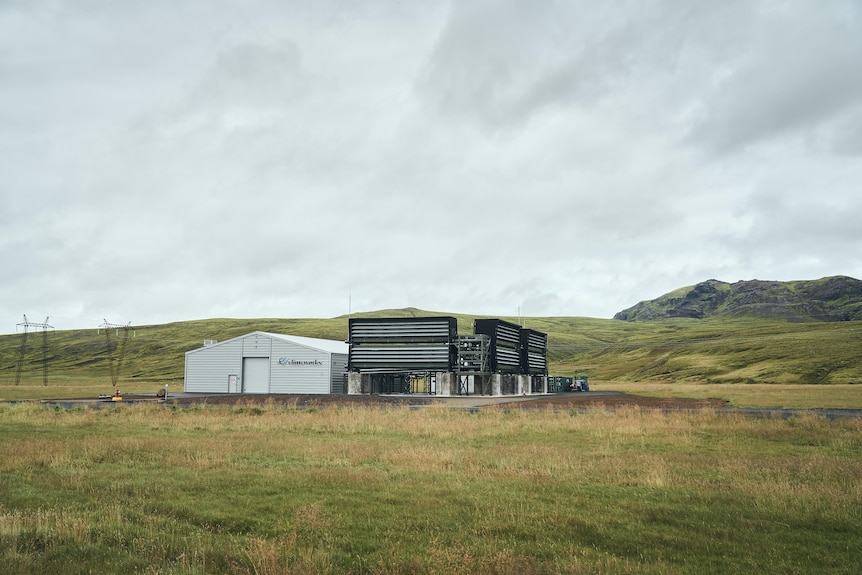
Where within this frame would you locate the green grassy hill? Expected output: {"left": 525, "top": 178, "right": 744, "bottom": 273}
{"left": 615, "top": 276, "right": 862, "bottom": 321}
{"left": 2, "top": 308, "right": 861, "bottom": 399}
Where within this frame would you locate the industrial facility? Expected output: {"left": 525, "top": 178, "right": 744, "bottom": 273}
{"left": 184, "top": 317, "right": 549, "bottom": 397}
{"left": 346, "top": 316, "right": 548, "bottom": 396}
{"left": 184, "top": 332, "right": 348, "bottom": 394}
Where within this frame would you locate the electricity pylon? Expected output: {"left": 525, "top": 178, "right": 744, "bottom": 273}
{"left": 100, "top": 320, "right": 132, "bottom": 387}
{"left": 15, "top": 315, "right": 53, "bottom": 386}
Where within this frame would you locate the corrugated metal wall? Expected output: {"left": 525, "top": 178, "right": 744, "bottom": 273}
{"left": 185, "top": 333, "right": 346, "bottom": 394}
{"left": 330, "top": 353, "right": 348, "bottom": 393}
{"left": 269, "top": 338, "right": 331, "bottom": 394}
{"left": 184, "top": 339, "right": 242, "bottom": 392}
{"left": 242, "top": 333, "right": 272, "bottom": 357}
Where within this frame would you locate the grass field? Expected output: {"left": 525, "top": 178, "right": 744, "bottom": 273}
{"left": 1, "top": 313, "right": 861, "bottom": 401}
{"left": 4, "top": 380, "right": 862, "bottom": 410}
{"left": 1, "top": 402, "right": 860, "bottom": 574}
{"left": 595, "top": 382, "right": 862, "bottom": 409}
{"left": 2, "top": 311, "right": 861, "bottom": 408}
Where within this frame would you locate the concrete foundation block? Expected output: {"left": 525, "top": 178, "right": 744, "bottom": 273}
{"left": 347, "top": 372, "right": 363, "bottom": 395}
{"left": 435, "top": 372, "right": 457, "bottom": 396}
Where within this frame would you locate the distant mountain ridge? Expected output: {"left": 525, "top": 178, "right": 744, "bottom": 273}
{"left": 614, "top": 276, "right": 862, "bottom": 322}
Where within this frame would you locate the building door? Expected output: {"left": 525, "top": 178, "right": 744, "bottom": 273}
{"left": 242, "top": 357, "right": 270, "bottom": 393}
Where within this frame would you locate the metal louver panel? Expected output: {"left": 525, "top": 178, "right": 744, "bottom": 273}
{"left": 526, "top": 351, "right": 547, "bottom": 370}
{"left": 473, "top": 319, "right": 521, "bottom": 348}
{"left": 495, "top": 323, "right": 521, "bottom": 347}
{"left": 474, "top": 319, "right": 524, "bottom": 373}
{"left": 349, "top": 317, "right": 457, "bottom": 344}
{"left": 495, "top": 346, "right": 521, "bottom": 373}
{"left": 349, "top": 345, "right": 454, "bottom": 371}
{"left": 348, "top": 317, "right": 458, "bottom": 372}
{"left": 520, "top": 328, "right": 548, "bottom": 374}
{"left": 521, "top": 329, "right": 547, "bottom": 352}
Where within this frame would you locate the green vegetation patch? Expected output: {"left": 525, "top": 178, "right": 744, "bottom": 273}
{"left": 0, "top": 403, "right": 859, "bottom": 574}
{"left": 2, "top": 313, "right": 861, "bottom": 401}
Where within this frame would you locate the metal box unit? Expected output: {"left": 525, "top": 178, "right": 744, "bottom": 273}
{"left": 456, "top": 334, "right": 490, "bottom": 373}
{"left": 520, "top": 328, "right": 548, "bottom": 375}
{"left": 473, "top": 319, "right": 522, "bottom": 374}
{"left": 348, "top": 317, "right": 458, "bottom": 373}
{"left": 547, "top": 376, "right": 573, "bottom": 392}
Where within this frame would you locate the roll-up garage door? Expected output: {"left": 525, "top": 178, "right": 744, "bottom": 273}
{"left": 242, "top": 357, "right": 270, "bottom": 393}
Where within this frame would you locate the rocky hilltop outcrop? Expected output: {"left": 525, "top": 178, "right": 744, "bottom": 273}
{"left": 614, "top": 276, "right": 862, "bottom": 322}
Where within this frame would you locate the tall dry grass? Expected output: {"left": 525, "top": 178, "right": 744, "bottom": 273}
{"left": 1, "top": 402, "right": 860, "bottom": 574}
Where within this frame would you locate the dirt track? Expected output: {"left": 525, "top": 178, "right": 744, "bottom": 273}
{"left": 159, "top": 392, "right": 728, "bottom": 410}
{"left": 516, "top": 393, "right": 727, "bottom": 410}
{"left": 40, "top": 392, "right": 862, "bottom": 418}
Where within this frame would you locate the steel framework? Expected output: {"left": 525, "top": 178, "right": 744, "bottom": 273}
{"left": 100, "top": 320, "right": 133, "bottom": 387}
{"left": 15, "top": 315, "right": 53, "bottom": 386}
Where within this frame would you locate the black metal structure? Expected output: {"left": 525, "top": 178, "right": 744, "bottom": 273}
{"left": 348, "top": 317, "right": 458, "bottom": 374}
{"left": 347, "top": 316, "right": 549, "bottom": 396}
{"left": 472, "top": 319, "right": 522, "bottom": 374}
{"left": 520, "top": 328, "right": 548, "bottom": 375}
{"left": 370, "top": 373, "right": 411, "bottom": 394}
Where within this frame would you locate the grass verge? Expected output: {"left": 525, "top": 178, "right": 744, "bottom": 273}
{"left": 1, "top": 403, "right": 860, "bottom": 574}
{"left": 596, "top": 382, "right": 862, "bottom": 409}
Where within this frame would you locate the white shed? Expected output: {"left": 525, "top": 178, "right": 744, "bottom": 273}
{"left": 184, "top": 331, "right": 349, "bottom": 394}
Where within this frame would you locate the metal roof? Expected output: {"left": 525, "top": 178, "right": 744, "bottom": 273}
{"left": 188, "top": 331, "right": 348, "bottom": 355}
{"left": 256, "top": 332, "right": 348, "bottom": 354}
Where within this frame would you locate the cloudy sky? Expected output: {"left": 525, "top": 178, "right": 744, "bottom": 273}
{"left": 2, "top": 1, "right": 861, "bottom": 334}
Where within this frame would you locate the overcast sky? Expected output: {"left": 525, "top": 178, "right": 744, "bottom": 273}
{"left": 2, "top": 1, "right": 861, "bottom": 334}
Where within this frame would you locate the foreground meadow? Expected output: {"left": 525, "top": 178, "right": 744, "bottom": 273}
{"left": 1, "top": 403, "right": 860, "bottom": 574}
{"left": 595, "top": 382, "right": 862, "bottom": 409}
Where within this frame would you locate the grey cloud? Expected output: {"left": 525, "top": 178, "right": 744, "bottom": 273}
{"left": 825, "top": 105, "right": 862, "bottom": 156}
{"left": 416, "top": 1, "right": 726, "bottom": 130}
{"left": 2, "top": 1, "right": 861, "bottom": 333}
{"left": 191, "top": 41, "right": 305, "bottom": 113}
{"left": 735, "top": 192, "right": 862, "bottom": 250}
{"left": 687, "top": 2, "right": 862, "bottom": 153}
{"left": 419, "top": 0, "right": 862, "bottom": 161}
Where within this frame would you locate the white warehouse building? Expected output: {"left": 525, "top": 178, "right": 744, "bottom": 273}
{"left": 184, "top": 332, "right": 349, "bottom": 394}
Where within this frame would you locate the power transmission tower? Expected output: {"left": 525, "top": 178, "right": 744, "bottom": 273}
{"left": 15, "top": 315, "right": 54, "bottom": 386}
{"left": 100, "top": 320, "right": 133, "bottom": 387}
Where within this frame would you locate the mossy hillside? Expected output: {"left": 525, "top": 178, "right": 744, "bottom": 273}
{"left": 2, "top": 310, "right": 861, "bottom": 399}
{"left": 615, "top": 276, "right": 862, "bottom": 321}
